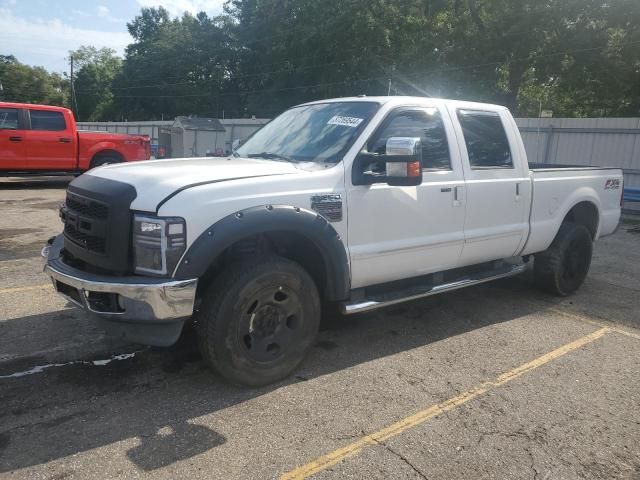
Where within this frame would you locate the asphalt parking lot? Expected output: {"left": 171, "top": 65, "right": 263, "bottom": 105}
{"left": 1, "top": 177, "right": 640, "bottom": 480}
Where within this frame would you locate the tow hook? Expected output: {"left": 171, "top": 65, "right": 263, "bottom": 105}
{"left": 41, "top": 236, "right": 56, "bottom": 259}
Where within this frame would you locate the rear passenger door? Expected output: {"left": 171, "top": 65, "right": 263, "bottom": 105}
{"left": 449, "top": 107, "right": 530, "bottom": 266}
{"left": 0, "top": 107, "right": 27, "bottom": 169}
{"left": 25, "top": 109, "right": 76, "bottom": 169}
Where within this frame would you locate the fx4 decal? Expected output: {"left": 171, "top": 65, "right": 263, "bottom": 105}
{"left": 605, "top": 179, "right": 621, "bottom": 190}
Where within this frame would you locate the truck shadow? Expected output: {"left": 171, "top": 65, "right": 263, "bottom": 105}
{"left": 0, "top": 273, "right": 631, "bottom": 472}
{"left": 126, "top": 422, "right": 226, "bottom": 471}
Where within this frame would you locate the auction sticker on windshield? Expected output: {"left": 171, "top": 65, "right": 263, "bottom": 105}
{"left": 327, "top": 115, "right": 364, "bottom": 127}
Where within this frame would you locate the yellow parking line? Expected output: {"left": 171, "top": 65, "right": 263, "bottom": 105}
{"left": 280, "top": 327, "right": 609, "bottom": 480}
{"left": 0, "top": 283, "right": 51, "bottom": 295}
{"left": 549, "top": 308, "right": 640, "bottom": 341}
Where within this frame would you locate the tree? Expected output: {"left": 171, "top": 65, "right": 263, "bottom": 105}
{"left": 71, "top": 46, "right": 122, "bottom": 121}
{"left": 224, "top": 0, "right": 447, "bottom": 116}
{"left": 0, "top": 55, "right": 68, "bottom": 105}
{"left": 221, "top": 0, "right": 640, "bottom": 117}
{"left": 528, "top": 0, "right": 640, "bottom": 117}
{"left": 6, "top": 1, "right": 639, "bottom": 119}
{"left": 110, "top": 7, "right": 237, "bottom": 120}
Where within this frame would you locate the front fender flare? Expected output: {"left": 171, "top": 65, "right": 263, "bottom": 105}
{"left": 173, "top": 205, "right": 350, "bottom": 301}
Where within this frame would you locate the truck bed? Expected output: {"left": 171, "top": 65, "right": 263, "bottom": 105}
{"left": 528, "top": 162, "right": 616, "bottom": 171}
{"left": 522, "top": 165, "right": 623, "bottom": 256}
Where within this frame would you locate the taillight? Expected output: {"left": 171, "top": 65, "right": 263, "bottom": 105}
{"left": 621, "top": 177, "right": 625, "bottom": 207}
{"left": 139, "top": 138, "right": 150, "bottom": 158}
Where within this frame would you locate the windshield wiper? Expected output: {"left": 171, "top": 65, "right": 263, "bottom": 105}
{"left": 246, "top": 152, "right": 298, "bottom": 163}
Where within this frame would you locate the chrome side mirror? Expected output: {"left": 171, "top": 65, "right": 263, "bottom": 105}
{"left": 352, "top": 137, "right": 423, "bottom": 186}
{"left": 384, "top": 137, "right": 422, "bottom": 186}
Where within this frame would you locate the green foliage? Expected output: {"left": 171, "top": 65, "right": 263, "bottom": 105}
{"left": 3, "top": 1, "right": 640, "bottom": 119}
{"left": 71, "top": 47, "right": 122, "bottom": 121}
{"left": 0, "top": 55, "right": 68, "bottom": 106}
{"left": 110, "top": 7, "right": 237, "bottom": 120}
{"left": 215, "top": 0, "right": 640, "bottom": 117}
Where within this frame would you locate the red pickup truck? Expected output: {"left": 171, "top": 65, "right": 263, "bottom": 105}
{"left": 0, "top": 102, "right": 151, "bottom": 174}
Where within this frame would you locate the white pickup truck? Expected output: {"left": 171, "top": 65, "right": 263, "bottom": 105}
{"left": 43, "top": 96, "right": 623, "bottom": 385}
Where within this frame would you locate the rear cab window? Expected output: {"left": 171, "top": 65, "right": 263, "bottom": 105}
{"left": 0, "top": 108, "right": 19, "bottom": 130}
{"left": 457, "top": 109, "right": 513, "bottom": 169}
{"left": 29, "top": 110, "right": 66, "bottom": 131}
{"left": 368, "top": 108, "right": 451, "bottom": 170}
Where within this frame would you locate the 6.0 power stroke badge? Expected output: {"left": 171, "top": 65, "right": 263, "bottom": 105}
{"left": 311, "top": 194, "right": 343, "bottom": 222}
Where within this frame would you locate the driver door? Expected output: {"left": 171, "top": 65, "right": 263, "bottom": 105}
{"left": 346, "top": 106, "right": 466, "bottom": 289}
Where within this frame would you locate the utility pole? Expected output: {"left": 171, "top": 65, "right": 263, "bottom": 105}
{"left": 70, "top": 55, "right": 79, "bottom": 119}
{"left": 70, "top": 55, "right": 74, "bottom": 110}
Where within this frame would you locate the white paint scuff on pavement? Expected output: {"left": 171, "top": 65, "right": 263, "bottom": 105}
{"left": 91, "top": 352, "right": 137, "bottom": 366}
{"left": 0, "top": 351, "right": 142, "bottom": 379}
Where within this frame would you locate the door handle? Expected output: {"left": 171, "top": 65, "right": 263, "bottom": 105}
{"left": 440, "top": 187, "right": 452, "bottom": 193}
{"left": 515, "top": 182, "right": 521, "bottom": 201}
{"left": 453, "top": 185, "right": 462, "bottom": 207}
{"left": 59, "top": 137, "right": 72, "bottom": 143}
{"left": 9, "top": 136, "right": 22, "bottom": 142}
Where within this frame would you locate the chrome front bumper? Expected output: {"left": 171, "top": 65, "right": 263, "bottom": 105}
{"left": 43, "top": 235, "right": 198, "bottom": 346}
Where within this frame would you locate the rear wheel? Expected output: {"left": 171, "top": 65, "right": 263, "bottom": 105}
{"left": 533, "top": 222, "right": 593, "bottom": 296}
{"left": 90, "top": 152, "right": 121, "bottom": 169}
{"left": 195, "top": 256, "right": 320, "bottom": 386}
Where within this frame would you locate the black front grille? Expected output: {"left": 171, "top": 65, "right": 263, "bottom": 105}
{"left": 65, "top": 192, "right": 109, "bottom": 219}
{"left": 63, "top": 191, "right": 109, "bottom": 255}
{"left": 62, "top": 175, "right": 137, "bottom": 275}
{"left": 64, "top": 223, "right": 106, "bottom": 253}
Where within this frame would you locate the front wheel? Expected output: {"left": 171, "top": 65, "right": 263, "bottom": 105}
{"left": 195, "top": 256, "right": 320, "bottom": 386}
{"left": 533, "top": 222, "right": 593, "bottom": 296}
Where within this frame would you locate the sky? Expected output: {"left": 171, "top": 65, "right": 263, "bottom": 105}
{"left": 0, "top": 0, "right": 227, "bottom": 74}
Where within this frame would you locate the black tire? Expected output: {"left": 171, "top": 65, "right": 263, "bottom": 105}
{"left": 90, "top": 153, "right": 121, "bottom": 169}
{"left": 195, "top": 256, "right": 321, "bottom": 386}
{"left": 533, "top": 222, "right": 593, "bottom": 296}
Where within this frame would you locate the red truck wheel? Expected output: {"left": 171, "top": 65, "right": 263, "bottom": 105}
{"left": 90, "top": 152, "right": 122, "bottom": 169}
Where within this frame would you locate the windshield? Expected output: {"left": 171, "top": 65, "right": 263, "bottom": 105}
{"left": 235, "top": 101, "right": 379, "bottom": 164}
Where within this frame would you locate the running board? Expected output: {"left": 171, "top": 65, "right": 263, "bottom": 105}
{"left": 341, "top": 263, "right": 527, "bottom": 315}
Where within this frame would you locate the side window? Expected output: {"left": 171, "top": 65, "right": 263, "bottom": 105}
{"left": 30, "top": 110, "right": 66, "bottom": 131}
{"left": 368, "top": 108, "right": 451, "bottom": 170}
{"left": 0, "top": 108, "right": 19, "bottom": 130}
{"left": 457, "top": 109, "right": 512, "bottom": 168}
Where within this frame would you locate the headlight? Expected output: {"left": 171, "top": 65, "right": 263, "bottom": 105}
{"left": 133, "top": 214, "right": 186, "bottom": 276}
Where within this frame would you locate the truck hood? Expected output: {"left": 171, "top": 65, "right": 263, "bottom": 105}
{"left": 85, "top": 157, "right": 300, "bottom": 212}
